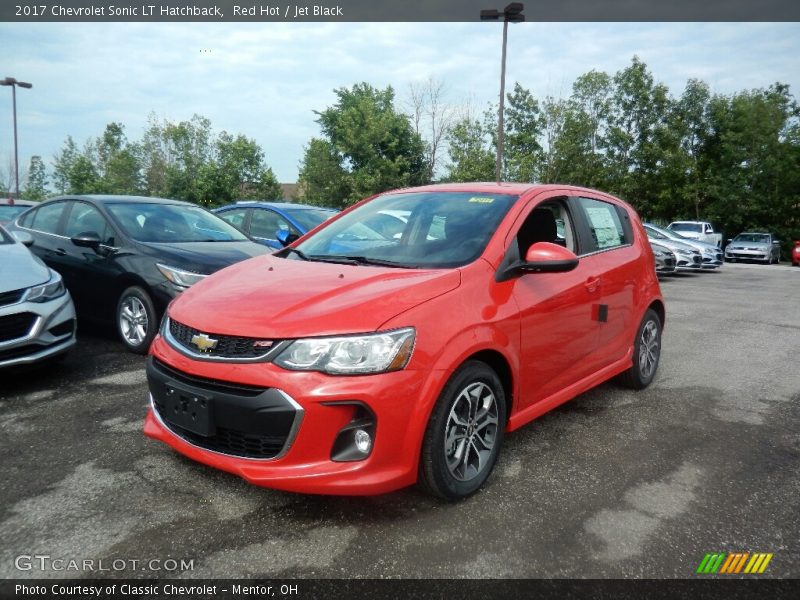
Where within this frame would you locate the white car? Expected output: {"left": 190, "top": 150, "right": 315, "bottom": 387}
{"left": 0, "top": 226, "right": 76, "bottom": 368}
{"left": 668, "top": 221, "right": 723, "bottom": 248}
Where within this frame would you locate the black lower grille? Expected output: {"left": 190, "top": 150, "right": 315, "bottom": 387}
{"left": 169, "top": 318, "right": 278, "bottom": 359}
{"left": 156, "top": 414, "right": 286, "bottom": 459}
{"left": 147, "top": 357, "right": 298, "bottom": 460}
{"left": 0, "top": 312, "right": 37, "bottom": 342}
{"left": 0, "top": 288, "right": 25, "bottom": 308}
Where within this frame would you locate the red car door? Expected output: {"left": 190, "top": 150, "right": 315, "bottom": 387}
{"left": 572, "top": 196, "right": 640, "bottom": 363}
{"left": 507, "top": 195, "right": 604, "bottom": 409}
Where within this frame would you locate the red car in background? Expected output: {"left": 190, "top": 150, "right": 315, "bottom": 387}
{"left": 144, "top": 183, "right": 665, "bottom": 500}
{"left": 793, "top": 240, "right": 800, "bottom": 267}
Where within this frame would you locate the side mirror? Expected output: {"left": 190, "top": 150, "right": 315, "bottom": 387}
{"left": 520, "top": 242, "right": 579, "bottom": 273}
{"left": 773, "top": 240, "right": 780, "bottom": 245}
{"left": 276, "top": 229, "right": 299, "bottom": 247}
{"left": 12, "top": 230, "right": 34, "bottom": 247}
{"left": 71, "top": 231, "right": 102, "bottom": 249}
{"left": 726, "top": 238, "right": 733, "bottom": 244}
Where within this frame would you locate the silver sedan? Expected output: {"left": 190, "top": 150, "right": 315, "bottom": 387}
{"left": 0, "top": 227, "right": 76, "bottom": 368}
{"left": 643, "top": 225, "right": 702, "bottom": 271}
{"left": 725, "top": 232, "right": 781, "bottom": 264}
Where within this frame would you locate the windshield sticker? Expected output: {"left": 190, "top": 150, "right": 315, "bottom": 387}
{"left": 468, "top": 197, "right": 495, "bottom": 204}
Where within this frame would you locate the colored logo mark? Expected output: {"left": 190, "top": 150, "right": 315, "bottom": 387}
{"left": 696, "top": 552, "right": 773, "bottom": 574}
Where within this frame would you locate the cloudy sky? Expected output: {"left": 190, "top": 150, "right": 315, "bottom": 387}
{"left": 1, "top": 22, "right": 799, "bottom": 185}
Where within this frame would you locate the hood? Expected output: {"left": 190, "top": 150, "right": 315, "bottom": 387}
{"left": 169, "top": 255, "right": 461, "bottom": 338}
{"left": 650, "top": 238, "right": 697, "bottom": 254}
{"left": 0, "top": 241, "right": 51, "bottom": 293}
{"left": 138, "top": 240, "right": 269, "bottom": 274}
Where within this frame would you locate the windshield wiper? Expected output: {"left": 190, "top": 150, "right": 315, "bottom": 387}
{"left": 311, "top": 254, "right": 411, "bottom": 268}
{"left": 282, "top": 247, "right": 310, "bottom": 261}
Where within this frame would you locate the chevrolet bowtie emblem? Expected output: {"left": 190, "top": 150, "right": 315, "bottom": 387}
{"left": 190, "top": 333, "right": 218, "bottom": 352}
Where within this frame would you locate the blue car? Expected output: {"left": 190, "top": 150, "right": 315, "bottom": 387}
{"left": 213, "top": 201, "right": 339, "bottom": 249}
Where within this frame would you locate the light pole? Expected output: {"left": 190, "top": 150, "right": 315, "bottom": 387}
{"left": 481, "top": 3, "right": 524, "bottom": 184}
{"left": 1, "top": 77, "right": 33, "bottom": 199}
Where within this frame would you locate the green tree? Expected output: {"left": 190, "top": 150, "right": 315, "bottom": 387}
{"left": 503, "top": 83, "right": 544, "bottom": 182}
{"left": 23, "top": 155, "right": 48, "bottom": 200}
{"left": 443, "top": 114, "right": 495, "bottom": 182}
{"left": 299, "top": 83, "right": 427, "bottom": 207}
{"left": 197, "top": 132, "right": 282, "bottom": 205}
{"left": 297, "top": 138, "right": 351, "bottom": 206}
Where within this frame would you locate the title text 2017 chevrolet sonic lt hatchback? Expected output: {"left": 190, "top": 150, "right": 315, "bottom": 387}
{"left": 144, "top": 184, "right": 665, "bottom": 500}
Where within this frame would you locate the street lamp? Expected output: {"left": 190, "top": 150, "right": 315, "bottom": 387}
{"left": 1, "top": 76, "right": 33, "bottom": 199}
{"left": 481, "top": 3, "right": 524, "bottom": 184}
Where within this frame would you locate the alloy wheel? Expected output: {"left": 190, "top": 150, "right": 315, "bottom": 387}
{"left": 638, "top": 319, "right": 660, "bottom": 380}
{"left": 444, "top": 382, "right": 499, "bottom": 482}
{"left": 119, "top": 296, "right": 149, "bottom": 346}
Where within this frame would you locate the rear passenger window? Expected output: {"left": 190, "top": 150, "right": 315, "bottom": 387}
{"left": 29, "top": 202, "right": 66, "bottom": 234}
{"left": 579, "top": 198, "right": 630, "bottom": 251}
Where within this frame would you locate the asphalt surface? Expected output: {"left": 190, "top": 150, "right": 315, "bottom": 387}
{"left": 1, "top": 262, "right": 798, "bottom": 579}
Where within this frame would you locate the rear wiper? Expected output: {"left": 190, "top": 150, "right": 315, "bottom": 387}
{"left": 312, "top": 255, "right": 410, "bottom": 268}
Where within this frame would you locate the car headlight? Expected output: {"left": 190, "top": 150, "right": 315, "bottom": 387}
{"left": 274, "top": 328, "right": 416, "bottom": 375}
{"left": 157, "top": 263, "right": 207, "bottom": 288}
{"left": 25, "top": 271, "right": 66, "bottom": 303}
{"left": 676, "top": 248, "right": 692, "bottom": 255}
{"left": 652, "top": 249, "right": 665, "bottom": 257}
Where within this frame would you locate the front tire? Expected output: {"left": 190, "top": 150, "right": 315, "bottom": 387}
{"left": 418, "top": 361, "right": 506, "bottom": 501}
{"left": 116, "top": 286, "right": 157, "bottom": 354}
{"left": 619, "top": 309, "right": 662, "bottom": 390}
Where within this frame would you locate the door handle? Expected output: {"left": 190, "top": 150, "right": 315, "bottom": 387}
{"left": 585, "top": 276, "right": 600, "bottom": 293}
{"left": 54, "top": 248, "right": 67, "bottom": 256}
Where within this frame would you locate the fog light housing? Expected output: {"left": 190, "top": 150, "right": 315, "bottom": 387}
{"left": 329, "top": 403, "right": 376, "bottom": 462}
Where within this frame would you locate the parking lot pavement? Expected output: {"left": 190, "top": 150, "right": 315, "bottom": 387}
{"left": 1, "top": 263, "right": 798, "bottom": 579}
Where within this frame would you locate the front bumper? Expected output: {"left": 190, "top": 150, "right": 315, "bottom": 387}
{"left": 675, "top": 254, "right": 702, "bottom": 270}
{"left": 725, "top": 249, "right": 769, "bottom": 261}
{"left": 655, "top": 256, "right": 676, "bottom": 274}
{"left": 143, "top": 335, "right": 432, "bottom": 495}
{"left": 0, "top": 292, "right": 76, "bottom": 368}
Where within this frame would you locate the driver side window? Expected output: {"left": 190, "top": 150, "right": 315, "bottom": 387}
{"left": 515, "top": 199, "right": 576, "bottom": 259}
{"left": 64, "top": 202, "right": 114, "bottom": 245}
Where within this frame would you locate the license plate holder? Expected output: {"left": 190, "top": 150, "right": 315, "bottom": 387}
{"left": 160, "top": 384, "right": 214, "bottom": 437}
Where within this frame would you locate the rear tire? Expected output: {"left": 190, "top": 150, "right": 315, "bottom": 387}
{"left": 116, "top": 286, "right": 157, "bottom": 354}
{"left": 418, "top": 361, "right": 506, "bottom": 501}
{"left": 619, "top": 309, "right": 662, "bottom": 390}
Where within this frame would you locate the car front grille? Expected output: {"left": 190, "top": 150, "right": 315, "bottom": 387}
{"left": 168, "top": 318, "right": 279, "bottom": 359}
{"left": 0, "top": 312, "right": 37, "bottom": 342}
{"left": 0, "top": 288, "right": 25, "bottom": 308}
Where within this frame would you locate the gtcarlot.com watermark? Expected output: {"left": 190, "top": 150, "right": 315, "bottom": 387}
{"left": 15, "top": 554, "right": 194, "bottom": 573}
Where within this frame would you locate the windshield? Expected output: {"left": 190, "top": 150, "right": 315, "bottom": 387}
{"left": 670, "top": 222, "right": 703, "bottom": 233}
{"left": 734, "top": 233, "right": 770, "bottom": 244}
{"left": 646, "top": 223, "right": 687, "bottom": 242}
{"left": 292, "top": 191, "right": 518, "bottom": 268}
{"left": 284, "top": 207, "right": 338, "bottom": 231}
{"left": 106, "top": 202, "right": 249, "bottom": 243}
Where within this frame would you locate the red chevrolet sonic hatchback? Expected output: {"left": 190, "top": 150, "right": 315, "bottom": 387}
{"left": 144, "top": 184, "right": 664, "bottom": 499}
